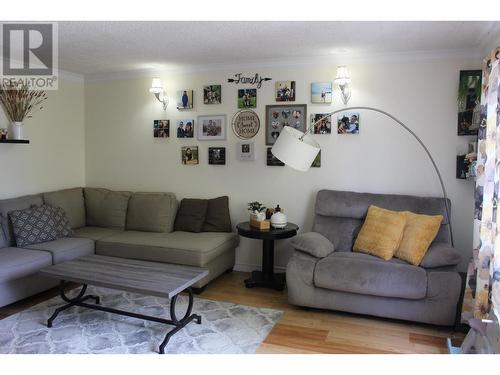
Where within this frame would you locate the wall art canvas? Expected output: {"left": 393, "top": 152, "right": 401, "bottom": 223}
{"left": 208, "top": 147, "right": 226, "bottom": 165}
{"left": 153, "top": 120, "right": 170, "bottom": 138}
{"left": 176, "top": 119, "right": 194, "bottom": 138}
{"left": 275, "top": 81, "right": 296, "bottom": 102}
{"left": 310, "top": 113, "right": 331, "bottom": 134}
{"left": 181, "top": 146, "right": 199, "bottom": 165}
{"left": 203, "top": 85, "right": 221, "bottom": 104}
{"left": 457, "top": 70, "right": 483, "bottom": 135}
{"left": 311, "top": 150, "right": 321, "bottom": 168}
{"left": 237, "top": 142, "right": 255, "bottom": 161}
{"left": 265, "top": 104, "right": 307, "bottom": 145}
{"left": 177, "top": 90, "right": 194, "bottom": 110}
{"left": 311, "top": 82, "right": 333, "bottom": 104}
{"left": 238, "top": 89, "right": 257, "bottom": 108}
{"left": 337, "top": 112, "right": 359, "bottom": 134}
{"left": 267, "top": 147, "right": 284, "bottom": 166}
{"left": 197, "top": 114, "right": 227, "bottom": 141}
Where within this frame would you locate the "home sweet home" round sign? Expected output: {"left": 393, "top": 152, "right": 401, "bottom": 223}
{"left": 232, "top": 110, "right": 260, "bottom": 139}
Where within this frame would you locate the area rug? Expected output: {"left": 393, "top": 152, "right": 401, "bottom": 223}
{"left": 0, "top": 286, "right": 282, "bottom": 354}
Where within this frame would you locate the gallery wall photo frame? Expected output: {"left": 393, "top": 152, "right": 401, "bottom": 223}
{"left": 197, "top": 114, "right": 227, "bottom": 141}
{"left": 208, "top": 147, "right": 226, "bottom": 165}
{"left": 265, "top": 104, "right": 307, "bottom": 145}
{"left": 237, "top": 142, "right": 255, "bottom": 161}
{"left": 232, "top": 109, "right": 260, "bottom": 140}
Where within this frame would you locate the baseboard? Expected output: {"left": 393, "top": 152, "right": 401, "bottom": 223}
{"left": 233, "top": 263, "right": 286, "bottom": 273}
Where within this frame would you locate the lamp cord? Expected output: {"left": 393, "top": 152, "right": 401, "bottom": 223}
{"left": 305, "top": 106, "right": 454, "bottom": 247}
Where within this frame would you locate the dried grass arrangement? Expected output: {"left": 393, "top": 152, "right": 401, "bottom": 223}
{"left": 0, "top": 81, "right": 48, "bottom": 122}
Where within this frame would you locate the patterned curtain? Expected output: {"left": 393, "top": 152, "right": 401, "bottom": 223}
{"left": 462, "top": 46, "right": 500, "bottom": 323}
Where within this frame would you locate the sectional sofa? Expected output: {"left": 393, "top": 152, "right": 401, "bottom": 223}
{"left": 0, "top": 187, "right": 238, "bottom": 307}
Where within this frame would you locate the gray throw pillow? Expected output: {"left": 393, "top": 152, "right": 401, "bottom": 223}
{"left": 126, "top": 192, "right": 177, "bottom": 233}
{"left": 290, "top": 232, "right": 335, "bottom": 258}
{"left": 174, "top": 198, "right": 209, "bottom": 233}
{"left": 202, "top": 196, "right": 232, "bottom": 232}
{"left": 420, "top": 242, "right": 461, "bottom": 268}
{"left": 47, "top": 205, "right": 74, "bottom": 238}
{"left": 9, "top": 205, "right": 61, "bottom": 247}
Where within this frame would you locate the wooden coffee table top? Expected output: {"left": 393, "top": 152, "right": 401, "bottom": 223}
{"left": 39, "top": 255, "right": 208, "bottom": 299}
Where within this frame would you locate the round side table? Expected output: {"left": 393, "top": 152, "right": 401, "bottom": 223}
{"left": 236, "top": 221, "right": 299, "bottom": 291}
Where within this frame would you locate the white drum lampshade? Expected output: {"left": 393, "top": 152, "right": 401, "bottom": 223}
{"left": 271, "top": 126, "right": 321, "bottom": 172}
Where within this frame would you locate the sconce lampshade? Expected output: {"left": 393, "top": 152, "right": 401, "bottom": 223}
{"left": 149, "top": 78, "right": 163, "bottom": 94}
{"left": 334, "top": 66, "right": 351, "bottom": 86}
{"left": 271, "top": 126, "right": 321, "bottom": 172}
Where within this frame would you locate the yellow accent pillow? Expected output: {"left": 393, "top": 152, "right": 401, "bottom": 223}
{"left": 394, "top": 212, "right": 443, "bottom": 266}
{"left": 353, "top": 205, "right": 408, "bottom": 260}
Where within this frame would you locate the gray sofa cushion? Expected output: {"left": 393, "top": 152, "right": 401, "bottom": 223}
{"left": 126, "top": 192, "right": 177, "bottom": 233}
{"left": 9, "top": 205, "right": 61, "bottom": 247}
{"left": 84, "top": 188, "right": 131, "bottom": 229}
{"left": 174, "top": 199, "right": 209, "bottom": 233}
{"left": 420, "top": 242, "right": 461, "bottom": 268}
{"left": 313, "top": 252, "right": 427, "bottom": 299}
{"left": 202, "top": 196, "right": 232, "bottom": 232}
{"left": 43, "top": 188, "right": 86, "bottom": 229}
{"left": 0, "top": 194, "right": 43, "bottom": 247}
{"left": 290, "top": 232, "right": 334, "bottom": 258}
{"left": 96, "top": 230, "right": 239, "bottom": 267}
{"left": 0, "top": 247, "right": 52, "bottom": 282}
{"left": 73, "top": 226, "right": 123, "bottom": 241}
{"left": 26, "top": 237, "right": 94, "bottom": 264}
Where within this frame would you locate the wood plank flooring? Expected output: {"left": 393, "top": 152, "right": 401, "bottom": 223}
{"left": 0, "top": 271, "right": 465, "bottom": 354}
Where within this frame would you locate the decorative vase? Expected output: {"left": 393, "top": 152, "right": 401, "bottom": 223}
{"left": 250, "top": 211, "right": 266, "bottom": 222}
{"left": 270, "top": 205, "right": 287, "bottom": 229}
{"left": 12, "top": 121, "right": 24, "bottom": 140}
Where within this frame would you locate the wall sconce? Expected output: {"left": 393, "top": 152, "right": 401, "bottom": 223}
{"left": 334, "top": 66, "right": 351, "bottom": 105}
{"left": 149, "top": 78, "right": 169, "bottom": 110}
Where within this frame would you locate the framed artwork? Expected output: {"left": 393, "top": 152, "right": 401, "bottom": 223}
{"left": 208, "top": 147, "right": 226, "bottom": 165}
{"left": 181, "top": 146, "right": 199, "bottom": 165}
{"left": 203, "top": 85, "right": 221, "bottom": 104}
{"left": 265, "top": 104, "right": 307, "bottom": 145}
{"left": 197, "top": 114, "right": 227, "bottom": 141}
{"left": 337, "top": 112, "right": 359, "bottom": 134}
{"left": 311, "top": 82, "right": 333, "bottom": 104}
{"left": 232, "top": 109, "right": 260, "bottom": 139}
{"left": 266, "top": 147, "right": 284, "bottom": 166}
{"left": 153, "top": 120, "right": 170, "bottom": 138}
{"left": 275, "top": 81, "right": 296, "bottom": 102}
{"left": 237, "top": 142, "right": 255, "bottom": 161}
{"left": 238, "top": 88, "right": 257, "bottom": 108}
{"left": 310, "top": 113, "right": 331, "bottom": 134}
{"left": 311, "top": 150, "right": 321, "bottom": 168}
{"left": 177, "top": 90, "right": 194, "bottom": 110}
{"left": 176, "top": 119, "right": 194, "bottom": 138}
{"left": 458, "top": 70, "right": 482, "bottom": 135}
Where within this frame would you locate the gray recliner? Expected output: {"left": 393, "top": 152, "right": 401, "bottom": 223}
{"left": 286, "top": 189, "right": 463, "bottom": 326}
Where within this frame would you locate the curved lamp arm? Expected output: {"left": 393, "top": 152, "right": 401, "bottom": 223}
{"left": 306, "top": 106, "right": 454, "bottom": 247}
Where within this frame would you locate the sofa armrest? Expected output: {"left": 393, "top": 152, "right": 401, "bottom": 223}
{"left": 290, "top": 232, "right": 334, "bottom": 258}
{"left": 420, "top": 242, "right": 461, "bottom": 268}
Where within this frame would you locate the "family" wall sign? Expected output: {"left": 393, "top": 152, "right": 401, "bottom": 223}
{"left": 227, "top": 73, "right": 272, "bottom": 89}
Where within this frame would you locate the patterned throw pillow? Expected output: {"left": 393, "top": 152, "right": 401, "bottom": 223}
{"left": 8, "top": 205, "right": 73, "bottom": 247}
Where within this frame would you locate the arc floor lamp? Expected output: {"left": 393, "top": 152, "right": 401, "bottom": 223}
{"left": 271, "top": 106, "right": 454, "bottom": 246}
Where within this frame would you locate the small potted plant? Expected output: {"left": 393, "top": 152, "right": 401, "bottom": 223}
{"left": 248, "top": 201, "right": 266, "bottom": 222}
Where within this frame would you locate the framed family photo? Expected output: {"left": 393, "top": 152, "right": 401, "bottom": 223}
{"left": 310, "top": 113, "right": 331, "bottom": 134}
{"left": 203, "top": 85, "right": 221, "bottom": 104}
{"left": 311, "top": 82, "right": 333, "bottom": 104}
{"left": 181, "top": 146, "right": 199, "bottom": 165}
{"left": 238, "top": 88, "right": 257, "bottom": 108}
{"left": 237, "top": 142, "right": 255, "bottom": 161}
{"left": 176, "top": 119, "right": 194, "bottom": 138}
{"left": 337, "top": 112, "right": 359, "bottom": 134}
{"left": 208, "top": 147, "right": 226, "bottom": 165}
{"left": 153, "top": 120, "right": 170, "bottom": 138}
{"left": 275, "top": 81, "right": 296, "bottom": 102}
{"left": 177, "top": 90, "right": 194, "bottom": 110}
{"left": 266, "top": 147, "right": 284, "bottom": 166}
{"left": 197, "top": 114, "right": 227, "bottom": 141}
{"left": 265, "top": 104, "right": 307, "bottom": 145}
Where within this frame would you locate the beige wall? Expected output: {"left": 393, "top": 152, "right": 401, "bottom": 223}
{"left": 84, "top": 58, "right": 478, "bottom": 271}
{"left": 0, "top": 78, "right": 86, "bottom": 199}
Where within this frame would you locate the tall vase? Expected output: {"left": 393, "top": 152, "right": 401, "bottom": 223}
{"left": 12, "top": 121, "right": 23, "bottom": 140}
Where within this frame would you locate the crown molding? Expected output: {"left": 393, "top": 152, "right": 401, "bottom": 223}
{"left": 84, "top": 47, "right": 482, "bottom": 83}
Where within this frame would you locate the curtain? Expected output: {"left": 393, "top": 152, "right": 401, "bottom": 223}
{"left": 462, "top": 46, "right": 500, "bottom": 323}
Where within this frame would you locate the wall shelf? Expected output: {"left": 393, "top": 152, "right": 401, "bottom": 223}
{"left": 0, "top": 139, "right": 30, "bottom": 144}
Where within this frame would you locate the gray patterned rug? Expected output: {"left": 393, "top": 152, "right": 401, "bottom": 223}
{"left": 0, "top": 286, "right": 282, "bottom": 354}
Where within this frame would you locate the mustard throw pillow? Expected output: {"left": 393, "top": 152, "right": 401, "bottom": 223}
{"left": 395, "top": 212, "right": 443, "bottom": 266}
{"left": 353, "top": 205, "right": 408, "bottom": 260}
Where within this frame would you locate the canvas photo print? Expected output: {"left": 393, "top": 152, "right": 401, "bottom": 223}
{"left": 181, "top": 146, "right": 199, "bottom": 165}
{"left": 275, "top": 81, "right": 296, "bottom": 102}
{"left": 203, "top": 85, "right": 221, "bottom": 104}
{"left": 176, "top": 120, "right": 194, "bottom": 138}
{"left": 311, "top": 150, "right": 321, "bottom": 168}
{"left": 265, "top": 104, "right": 307, "bottom": 145}
{"left": 238, "top": 89, "right": 257, "bottom": 108}
{"left": 237, "top": 142, "right": 255, "bottom": 161}
{"left": 337, "top": 112, "right": 359, "bottom": 134}
{"left": 267, "top": 147, "right": 285, "bottom": 166}
{"left": 311, "top": 82, "right": 333, "bottom": 104}
{"left": 208, "top": 147, "right": 226, "bottom": 165}
{"left": 153, "top": 120, "right": 170, "bottom": 138}
{"left": 177, "top": 90, "right": 194, "bottom": 110}
{"left": 457, "top": 70, "right": 482, "bottom": 135}
{"left": 197, "top": 115, "right": 226, "bottom": 140}
{"left": 310, "top": 113, "right": 331, "bottom": 134}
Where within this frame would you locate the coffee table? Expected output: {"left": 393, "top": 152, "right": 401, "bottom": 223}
{"left": 39, "top": 254, "right": 208, "bottom": 354}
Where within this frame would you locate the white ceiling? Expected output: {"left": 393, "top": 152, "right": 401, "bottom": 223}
{"left": 56, "top": 21, "right": 500, "bottom": 78}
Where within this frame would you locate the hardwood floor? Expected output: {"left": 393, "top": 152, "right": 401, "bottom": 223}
{"left": 0, "top": 271, "right": 465, "bottom": 354}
